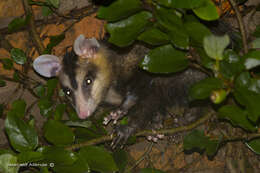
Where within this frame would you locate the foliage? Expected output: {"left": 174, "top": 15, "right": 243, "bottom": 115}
{"left": 1, "top": 0, "right": 260, "bottom": 173}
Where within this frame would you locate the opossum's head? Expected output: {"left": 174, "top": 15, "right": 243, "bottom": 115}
{"left": 33, "top": 35, "right": 112, "bottom": 119}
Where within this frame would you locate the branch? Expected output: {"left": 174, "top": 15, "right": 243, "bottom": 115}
{"left": 227, "top": 0, "right": 248, "bottom": 54}
{"left": 66, "top": 111, "right": 214, "bottom": 150}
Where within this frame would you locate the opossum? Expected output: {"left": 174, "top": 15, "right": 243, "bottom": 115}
{"left": 33, "top": 34, "right": 207, "bottom": 146}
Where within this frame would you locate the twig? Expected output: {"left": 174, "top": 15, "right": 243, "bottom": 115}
{"left": 66, "top": 111, "right": 213, "bottom": 150}
{"left": 22, "top": 0, "right": 45, "bottom": 54}
{"left": 227, "top": 0, "right": 248, "bottom": 54}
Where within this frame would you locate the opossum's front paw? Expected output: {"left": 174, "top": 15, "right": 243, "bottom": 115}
{"left": 146, "top": 130, "right": 165, "bottom": 143}
{"left": 103, "top": 109, "right": 128, "bottom": 125}
{"left": 111, "top": 125, "right": 135, "bottom": 149}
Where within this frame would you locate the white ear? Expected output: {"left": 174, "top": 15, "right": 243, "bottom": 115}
{"left": 73, "top": 34, "right": 100, "bottom": 58}
{"left": 33, "top": 55, "right": 61, "bottom": 78}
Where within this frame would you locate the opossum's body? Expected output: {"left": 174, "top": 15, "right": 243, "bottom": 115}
{"left": 33, "top": 35, "right": 207, "bottom": 146}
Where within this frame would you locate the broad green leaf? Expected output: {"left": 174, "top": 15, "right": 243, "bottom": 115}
{"left": 8, "top": 15, "right": 30, "bottom": 33}
{"left": 243, "top": 51, "right": 260, "bottom": 69}
{"left": 65, "top": 120, "right": 92, "bottom": 128}
{"left": 203, "top": 34, "right": 230, "bottom": 60}
{"left": 44, "top": 119, "right": 75, "bottom": 146}
{"left": 106, "top": 11, "right": 152, "bottom": 47}
{"left": 251, "top": 38, "right": 260, "bottom": 49}
{"left": 80, "top": 146, "right": 118, "bottom": 173}
{"left": 46, "top": 78, "right": 58, "bottom": 99}
{"left": 140, "top": 44, "right": 188, "bottom": 73}
{"left": 5, "top": 113, "right": 38, "bottom": 152}
{"left": 246, "top": 138, "right": 260, "bottom": 155}
{"left": 218, "top": 105, "right": 257, "bottom": 131}
{"left": 10, "top": 48, "right": 27, "bottom": 65}
{"left": 235, "top": 72, "right": 251, "bottom": 89}
{"left": 38, "top": 98, "right": 52, "bottom": 117}
{"left": 18, "top": 151, "right": 43, "bottom": 163}
{"left": 1, "top": 58, "right": 13, "bottom": 70}
{"left": 43, "top": 34, "right": 65, "bottom": 54}
{"left": 168, "top": 28, "right": 189, "bottom": 49}
{"left": 42, "top": 147, "right": 77, "bottom": 165}
{"left": 0, "top": 80, "right": 6, "bottom": 87}
{"left": 0, "top": 154, "right": 19, "bottom": 173}
{"left": 34, "top": 85, "right": 45, "bottom": 98}
{"left": 11, "top": 99, "right": 26, "bottom": 118}
{"left": 48, "top": 0, "right": 59, "bottom": 8}
{"left": 184, "top": 22, "right": 211, "bottom": 44}
{"left": 42, "top": 6, "right": 53, "bottom": 17}
{"left": 139, "top": 168, "right": 166, "bottom": 173}
{"left": 189, "top": 77, "right": 224, "bottom": 100}
{"left": 206, "top": 140, "right": 220, "bottom": 157}
{"left": 193, "top": 0, "right": 219, "bottom": 21}
{"left": 162, "top": 0, "right": 206, "bottom": 9}
{"left": 113, "top": 149, "right": 128, "bottom": 173}
{"left": 234, "top": 87, "right": 260, "bottom": 122}
{"left": 97, "top": 0, "right": 142, "bottom": 22}
{"left": 137, "top": 28, "right": 169, "bottom": 45}
{"left": 54, "top": 104, "right": 66, "bottom": 120}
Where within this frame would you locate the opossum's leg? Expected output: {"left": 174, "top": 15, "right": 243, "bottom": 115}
{"left": 103, "top": 92, "right": 138, "bottom": 125}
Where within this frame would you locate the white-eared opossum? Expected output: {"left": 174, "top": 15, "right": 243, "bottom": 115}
{"left": 33, "top": 35, "right": 207, "bottom": 146}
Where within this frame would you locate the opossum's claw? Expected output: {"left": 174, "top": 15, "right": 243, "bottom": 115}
{"left": 111, "top": 125, "right": 135, "bottom": 149}
{"left": 103, "top": 109, "right": 127, "bottom": 125}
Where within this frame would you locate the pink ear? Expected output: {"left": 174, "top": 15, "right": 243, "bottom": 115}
{"left": 73, "top": 34, "right": 100, "bottom": 58}
{"left": 33, "top": 55, "right": 61, "bottom": 78}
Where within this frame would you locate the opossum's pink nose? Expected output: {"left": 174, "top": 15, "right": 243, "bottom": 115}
{"left": 78, "top": 110, "right": 90, "bottom": 119}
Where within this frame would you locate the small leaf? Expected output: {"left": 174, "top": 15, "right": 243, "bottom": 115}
{"left": 243, "top": 51, "right": 260, "bottom": 70}
{"left": 253, "top": 25, "right": 260, "bottom": 37}
{"left": 48, "top": 0, "right": 59, "bottom": 8}
{"left": 139, "top": 168, "right": 166, "bottom": 173}
{"left": 42, "top": 6, "right": 53, "bottom": 17}
{"left": 140, "top": 44, "right": 188, "bottom": 73}
{"left": 189, "top": 77, "right": 224, "bottom": 100}
{"left": 251, "top": 38, "right": 260, "bottom": 49}
{"left": 203, "top": 34, "right": 230, "bottom": 60}
{"left": 8, "top": 15, "right": 30, "bottom": 32}
{"left": 44, "top": 119, "right": 75, "bottom": 146}
{"left": 65, "top": 120, "right": 92, "bottom": 128}
{"left": 34, "top": 85, "right": 46, "bottom": 98}
{"left": 0, "top": 154, "right": 19, "bottom": 173}
{"left": 193, "top": 0, "right": 219, "bottom": 21}
{"left": 0, "top": 80, "right": 6, "bottom": 87}
{"left": 218, "top": 105, "right": 257, "bottom": 132}
{"left": 42, "top": 146, "right": 77, "bottom": 165}
{"left": 18, "top": 151, "right": 43, "bottom": 163}
{"left": 43, "top": 34, "right": 65, "bottom": 54}
{"left": 106, "top": 11, "right": 152, "bottom": 47}
{"left": 38, "top": 98, "right": 52, "bottom": 117}
{"left": 246, "top": 138, "right": 260, "bottom": 155}
{"left": 54, "top": 104, "right": 66, "bottom": 120}
{"left": 10, "top": 48, "right": 27, "bottom": 65}
{"left": 13, "top": 71, "right": 20, "bottom": 81}
{"left": 79, "top": 146, "right": 118, "bottom": 173}
{"left": 97, "top": 0, "right": 142, "bottom": 22}
{"left": 1, "top": 58, "right": 13, "bottom": 70}
{"left": 46, "top": 78, "right": 58, "bottom": 98}
{"left": 11, "top": 99, "right": 26, "bottom": 118}
{"left": 137, "top": 28, "right": 169, "bottom": 45}
{"left": 5, "top": 113, "right": 38, "bottom": 152}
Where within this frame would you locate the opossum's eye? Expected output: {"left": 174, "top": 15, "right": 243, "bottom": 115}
{"left": 85, "top": 78, "right": 92, "bottom": 85}
{"left": 63, "top": 87, "right": 72, "bottom": 96}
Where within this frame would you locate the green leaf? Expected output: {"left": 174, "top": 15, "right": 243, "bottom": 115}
{"left": 79, "top": 146, "right": 118, "bottom": 173}
{"left": 0, "top": 104, "right": 4, "bottom": 117}
{"left": 189, "top": 77, "right": 224, "bottom": 100}
{"left": 46, "top": 77, "right": 58, "bottom": 99}
{"left": 243, "top": 51, "right": 260, "bottom": 70}
{"left": 43, "top": 34, "right": 65, "bottom": 54}
{"left": 34, "top": 85, "right": 46, "bottom": 98}
{"left": 10, "top": 48, "right": 27, "bottom": 65}
{"left": 54, "top": 104, "right": 66, "bottom": 120}
{"left": 113, "top": 149, "right": 128, "bottom": 173}
{"left": 139, "top": 168, "right": 166, "bottom": 173}
{"left": 1, "top": 58, "right": 13, "bottom": 70}
{"left": 5, "top": 113, "right": 38, "bottom": 152}
{"left": 218, "top": 105, "right": 257, "bottom": 131}
{"left": 38, "top": 98, "right": 52, "bottom": 117}
{"left": 193, "top": 0, "right": 219, "bottom": 21}
{"left": 18, "top": 151, "right": 43, "bottom": 163}
{"left": 140, "top": 44, "right": 188, "bottom": 73}
{"left": 42, "top": 6, "right": 53, "bottom": 17}
{"left": 106, "top": 11, "right": 152, "bottom": 47}
{"left": 44, "top": 119, "right": 75, "bottom": 146}
{"left": 0, "top": 80, "right": 6, "bottom": 87}
{"left": 48, "top": 0, "right": 59, "bottom": 8}
{"left": 65, "top": 120, "right": 92, "bottom": 128}
{"left": 42, "top": 146, "right": 77, "bottom": 165}
{"left": 160, "top": 0, "right": 206, "bottom": 9}
{"left": 13, "top": 71, "right": 20, "bottom": 82}
{"left": 235, "top": 72, "right": 251, "bottom": 89}
{"left": 251, "top": 38, "right": 260, "bottom": 49}
{"left": 184, "top": 22, "right": 211, "bottom": 44}
{"left": 0, "top": 154, "right": 19, "bottom": 173}
{"left": 137, "top": 28, "right": 169, "bottom": 45}
{"left": 234, "top": 87, "right": 260, "bottom": 122}
{"left": 253, "top": 25, "right": 260, "bottom": 37}
{"left": 97, "top": 0, "right": 142, "bottom": 22}
{"left": 11, "top": 99, "right": 26, "bottom": 118}
{"left": 203, "top": 34, "right": 230, "bottom": 60}
{"left": 246, "top": 138, "right": 260, "bottom": 155}
{"left": 8, "top": 15, "right": 30, "bottom": 33}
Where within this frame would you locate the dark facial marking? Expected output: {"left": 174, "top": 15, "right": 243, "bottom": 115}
{"left": 62, "top": 51, "right": 78, "bottom": 89}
